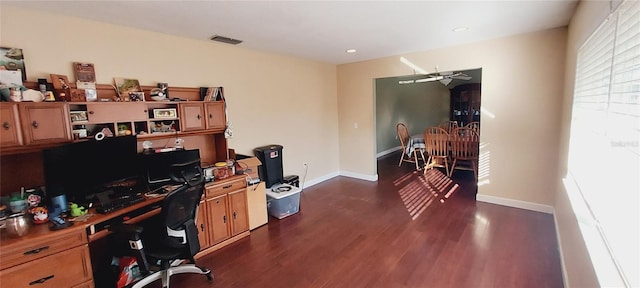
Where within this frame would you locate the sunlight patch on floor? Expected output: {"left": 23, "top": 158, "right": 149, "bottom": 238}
{"left": 396, "top": 168, "right": 459, "bottom": 220}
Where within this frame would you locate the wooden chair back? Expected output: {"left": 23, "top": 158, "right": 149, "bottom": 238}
{"left": 439, "top": 120, "right": 459, "bottom": 134}
{"left": 465, "top": 121, "right": 480, "bottom": 134}
{"left": 450, "top": 127, "right": 479, "bottom": 160}
{"left": 396, "top": 123, "right": 410, "bottom": 152}
{"left": 449, "top": 127, "right": 480, "bottom": 178}
{"left": 424, "top": 126, "right": 449, "bottom": 158}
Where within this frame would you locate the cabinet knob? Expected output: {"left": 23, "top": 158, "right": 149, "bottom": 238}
{"left": 233, "top": 211, "right": 237, "bottom": 219}
{"left": 144, "top": 109, "right": 148, "bottom": 113}
{"left": 200, "top": 223, "right": 205, "bottom": 232}
{"left": 89, "top": 111, "right": 94, "bottom": 114}
{"left": 31, "top": 121, "right": 39, "bottom": 128}
{"left": 223, "top": 215, "right": 227, "bottom": 223}
{"left": 2, "top": 122, "right": 9, "bottom": 129}
{"left": 209, "top": 113, "right": 213, "bottom": 119}
{"left": 197, "top": 114, "right": 201, "bottom": 119}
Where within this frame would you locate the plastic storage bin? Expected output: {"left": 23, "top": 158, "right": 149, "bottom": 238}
{"left": 265, "top": 186, "right": 301, "bottom": 219}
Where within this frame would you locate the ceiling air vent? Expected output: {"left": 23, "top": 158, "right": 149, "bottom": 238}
{"left": 210, "top": 35, "right": 243, "bottom": 45}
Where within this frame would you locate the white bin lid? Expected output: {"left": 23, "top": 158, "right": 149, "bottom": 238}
{"left": 265, "top": 184, "right": 302, "bottom": 199}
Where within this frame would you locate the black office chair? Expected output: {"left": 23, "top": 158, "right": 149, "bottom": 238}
{"left": 110, "top": 159, "right": 212, "bottom": 288}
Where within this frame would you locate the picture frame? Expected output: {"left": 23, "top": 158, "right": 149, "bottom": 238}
{"left": 50, "top": 74, "right": 71, "bottom": 90}
{"left": 70, "top": 89, "right": 86, "bottom": 102}
{"left": 0, "top": 47, "right": 26, "bottom": 81}
{"left": 50, "top": 74, "right": 71, "bottom": 101}
{"left": 114, "top": 77, "right": 141, "bottom": 101}
{"left": 153, "top": 108, "right": 177, "bottom": 119}
{"left": 70, "top": 111, "right": 88, "bottom": 122}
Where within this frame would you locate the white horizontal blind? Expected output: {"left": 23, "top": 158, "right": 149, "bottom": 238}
{"left": 568, "top": 0, "right": 639, "bottom": 287}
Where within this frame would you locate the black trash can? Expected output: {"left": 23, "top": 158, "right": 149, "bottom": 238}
{"left": 254, "top": 145, "right": 284, "bottom": 188}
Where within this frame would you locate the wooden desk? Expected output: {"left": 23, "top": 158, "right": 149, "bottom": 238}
{"left": 0, "top": 195, "right": 162, "bottom": 288}
{"left": 0, "top": 176, "right": 251, "bottom": 288}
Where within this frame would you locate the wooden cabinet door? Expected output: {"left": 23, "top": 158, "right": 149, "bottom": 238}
{"left": 206, "top": 194, "right": 231, "bottom": 245}
{"left": 204, "top": 102, "right": 226, "bottom": 130}
{"left": 179, "top": 103, "right": 205, "bottom": 131}
{"left": 18, "top": 103, "right": 71, "bottom": 145}
{"left": 195, "top": 200, "right": 210, "bottom": 249}
{"left": 0, "top": 103, "right": 23, "bottom": 147}
{"left": 228, "top": 189, "right": 249, "bottom": 236}
{"left": 85, "top": 102, "right": 148, "bottom": 122}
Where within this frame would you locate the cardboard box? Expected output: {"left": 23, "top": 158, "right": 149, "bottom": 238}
{"left": 235, "top": 154, "right": 262, "bottom": 182}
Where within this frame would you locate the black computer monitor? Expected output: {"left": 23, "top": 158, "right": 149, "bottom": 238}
{"left": 139, "top": 149, "right": 201, "bottom": 187}
{"left": 43, "top": 135, "right": 140, "bottom": 205}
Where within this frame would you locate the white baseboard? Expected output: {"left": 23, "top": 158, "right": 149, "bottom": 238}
{"left": 476, "top": 194, "right": 554, "bottom": 214}
{"left": 301, "top": 171, "right": 339, "bottom": 189}
{"left": 552, "top": 211, "right": 571, "bottom": 288}
{"left": 299, "top": 171, "right": 377, "bottom": 192}
{"left": 340, "top": 170, "right": 378, "bottom": 181}
{"left": 377, "top": 147, "right": 402, "bottom": 158}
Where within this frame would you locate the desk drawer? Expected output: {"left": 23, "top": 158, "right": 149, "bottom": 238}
{"left": 206, "top": 177, "right": 247, "bottom": 198}
{"left": 0, "top": 228, "right": 86, "bottom": 270}
{"left": 0, "top": 244, "right": 93, "bottom": 288}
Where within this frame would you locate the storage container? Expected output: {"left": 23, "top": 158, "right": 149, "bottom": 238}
{"left": 265, "top": 185, "right": 301, "bottom": 219}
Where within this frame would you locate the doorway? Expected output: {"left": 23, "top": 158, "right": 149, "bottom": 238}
{"left": 374, "top": 68, "right": 482, "bottom": 192}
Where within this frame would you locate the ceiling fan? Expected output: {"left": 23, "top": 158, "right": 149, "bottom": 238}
{"left": 399, "top": 70, "right": 472, "bottom": 86}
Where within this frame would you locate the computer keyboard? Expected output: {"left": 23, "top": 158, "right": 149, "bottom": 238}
{"left": 96, "top": 194, "right": 146, "bottom": 214}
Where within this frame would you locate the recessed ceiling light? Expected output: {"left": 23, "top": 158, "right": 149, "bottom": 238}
{"left": 346, "top": 49, "right": 357, "bottom": 53}
{"left": 452, "top": 27, "right": 469, "bottom": 32}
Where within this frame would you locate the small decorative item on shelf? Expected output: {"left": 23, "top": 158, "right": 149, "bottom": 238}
{"left": 117, "top": 124, "right": 132, "bottom": 136}
{"left": 1, "top": 47, "right": 27, "bottom": 81}
{"left": 113, "top": 77, "right": 141, "bottom": 102}
{"left": 153, "top": 108, "right": 177, "bottom": 119}
{"left": 129, "top": 91, "right": 145, "bottom": 102}
{"left": 150, "top": 82, "right": 169, "bottom": 101}
{"left": 151, "top": 120, "right": 176, "bottom": 133}
{"left": 70, "top": 111, "right": 88, "bottom": 122}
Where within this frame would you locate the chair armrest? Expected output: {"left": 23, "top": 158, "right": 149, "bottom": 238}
{"left": 109, "top": 223, "right": 144, "bottom": 237}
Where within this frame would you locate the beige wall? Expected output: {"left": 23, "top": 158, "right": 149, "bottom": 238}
{"left": 554, "top": 1, "right": 613, "bottom": 287}
{"left": 0, "top": 6, "right": 339, "bottom": 185}
{"left": 375, "top": 78, "right": 450, "bottom": 154}
{"left": 337, "top": 28, "right": 567, "bottom": 206}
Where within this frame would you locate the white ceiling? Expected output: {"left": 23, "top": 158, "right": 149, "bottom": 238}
{"left": 3, "top": 0, "right": 578, "bottom": 65}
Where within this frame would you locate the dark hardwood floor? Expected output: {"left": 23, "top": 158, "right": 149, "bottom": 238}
{"left": 156, "top": 152, "right": 563, "bottom": 287}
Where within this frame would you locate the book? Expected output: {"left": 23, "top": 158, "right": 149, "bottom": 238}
{"left": 204, "top": 87, "right": 216, "bottom": 101}
{"left": 203, "top": 86, "right": 224, "bottom": 101}
{"left": 73, "top": 62, "right": 96, "bottom": 83}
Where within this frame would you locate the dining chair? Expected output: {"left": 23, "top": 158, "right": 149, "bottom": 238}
{"left": 396, "top": 123, "right": 426, "bottom": 170}
{"left": 449, "top": 127, "right": 480, "bottom": 179}
{"left": 423, "top": 126, "right": 450, "bottom": 176}
{"left": 465, "top": 121, "right": 480, "bottom": 134}
{"left": 439, "top": 120, "right": 459, "bottom": 134}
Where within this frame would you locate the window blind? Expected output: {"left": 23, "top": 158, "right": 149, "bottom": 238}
{"left": 568, "top": 0, "right": 639, "bottom": 287}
